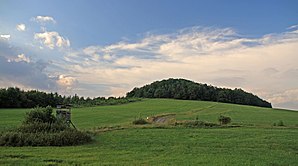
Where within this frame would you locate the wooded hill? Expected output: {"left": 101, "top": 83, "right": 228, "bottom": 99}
{"left": 126, "top": 78, "right": 272, "bottom": 108}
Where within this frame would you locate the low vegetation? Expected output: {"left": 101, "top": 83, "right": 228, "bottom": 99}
{"left": 218, "top": 115, "right": 232, "bottom": 125}
{"left": 132, "top": 118, "right": 149, "bottom": 125}
{"left": 175, "top": 120, "right": 219, "bottom": 128}
{"left": 0, "top": 107, "right": 92, "bottom": 146}
{"left": 132, "top": 114, "right": 231, "bottom": 129}
{"left": 273, "top": 120, "right": 285, "bottom": 126}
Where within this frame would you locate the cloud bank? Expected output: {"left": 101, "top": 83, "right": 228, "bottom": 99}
{"left": 64, "top": 26, "right": 298, "bottom": 110}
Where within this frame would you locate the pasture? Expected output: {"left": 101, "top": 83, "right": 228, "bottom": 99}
{"left": 0, "top": 99, "right": 297, "bottom": 165}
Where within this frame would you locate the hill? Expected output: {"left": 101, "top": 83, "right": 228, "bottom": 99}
{"left": 127, "top": 78, "right": 272, "bottom": 108}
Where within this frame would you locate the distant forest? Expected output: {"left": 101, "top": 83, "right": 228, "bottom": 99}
{"left": 126, "top": 78, "right": 272, "bottom": 108}
{"left": 0, "top": 87, "right": 138, "bottom": 108}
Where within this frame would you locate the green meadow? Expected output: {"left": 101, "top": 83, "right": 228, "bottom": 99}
{"left": 1, "top": 99, "right": 298, "bottom": 165}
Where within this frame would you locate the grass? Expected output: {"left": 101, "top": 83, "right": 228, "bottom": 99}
{"left": 0, "top": 108, "right": 29, "bottom": 131}
{"left": 0, "top": 99, "right": 298, "bottom": 165}
{"left": 1, "top": 99, "right": 297, "bottom": 130}
{"left": 0, "top": 128, "right": 297, "bottom": 165}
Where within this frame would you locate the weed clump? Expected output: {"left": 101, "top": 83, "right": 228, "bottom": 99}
{"left": 175, "top": 120, "right": 219, "bottom": 128}
{"left": 0, "top": 107, "right": 92, "bottom": 146}
{"left": 218, "top": 115, "right": 231, "bottom": 125}
{"left": 273, "top": 120, "right": 285, "bottom": 126}
{"left": 132, "top": 118, "right": 148, "bottom": 125}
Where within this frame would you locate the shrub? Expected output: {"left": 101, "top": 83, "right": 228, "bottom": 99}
{"left": 0, "top": 130, "right": 92, "bottom": 146}
{"left": 23, "top": 106, "right": 56, "bottom": 124}
{"left": 273, "top": 120, "right": 285, "bottom": 127}
{"left": 277, "top": 120, "right": 284, "bottom": 126}
{"left": 17, "top": 121, "right": 69, "bottom": 133}
{"left": 0, "top": 106, "right": 93, "bottom": 146}
{"left": 218, "top": 115, "right": 231, "bottom": 125}
{"left": 132, "top": 118, "right": 148, "bottom": 125}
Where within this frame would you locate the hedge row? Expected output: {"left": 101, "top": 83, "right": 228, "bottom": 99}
{"left": 0, "top": 129, "right": 92, "bottom": 146}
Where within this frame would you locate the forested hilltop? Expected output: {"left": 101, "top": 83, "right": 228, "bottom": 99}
{"left": 126, "top": 78, "right": 272, "bottom": 108}
{"left": 0, "top": 87, "right": 139, "bottom": 108}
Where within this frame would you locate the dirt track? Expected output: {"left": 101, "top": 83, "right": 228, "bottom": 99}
{"left": 152, "top": 114, "right": 176, "bottom": 123}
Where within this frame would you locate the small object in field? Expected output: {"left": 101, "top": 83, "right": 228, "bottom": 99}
{"left": 56, "top": 104, "right": 76, "bottom": 129}
{"left": 218, "top": 115, "right": 231, "bottom": 125}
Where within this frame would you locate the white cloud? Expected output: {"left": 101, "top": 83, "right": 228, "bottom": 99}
{"left": 56, "top": 75, "right": 78, "bottom": 92}
{"left": 1, "top": 22, "right": 298, "bottom": 109}
{"left": 287, "top": 24, "right": 298, "bottom": 30}
{"left": 0, "top": 34, "right": 11, "bottom": 40}
{"left": 266, "top": 89, "right": 298, "bottom": 110}
{"left": 8, "top": 54, "right": 30, "bottom": 63}
{"left": 268, "top": 89, "right": 298, "bottom": 105}
{"left": 16, "top": 54, "right": 30, "bottom": 63}
{"left": 32, "top": 16, "right": 56, "bottom": 24}
{"left": 16, "top": 24, "right": 26, "bottom": 31}
{"left": 0, "top": 40, "right": 58, "bottom": 91}
{"left": 34, "top": 31, "right": 70, "bottom": 49}
{"left": 62, "top": 26, "right": 298, "bottom": 110}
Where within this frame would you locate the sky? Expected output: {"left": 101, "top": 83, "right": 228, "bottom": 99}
{"left": 0, "top": 0, "right": 298, "bottom": 110}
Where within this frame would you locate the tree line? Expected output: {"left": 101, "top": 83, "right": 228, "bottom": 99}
{"left": 0, "top": 87, "right": 139, "bottom": 108}
{"left": 126, "top": 78, "right": 272, "bottom": 108}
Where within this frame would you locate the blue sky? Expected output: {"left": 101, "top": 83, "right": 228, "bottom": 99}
{"left": 1, "top": 0, "right": 297, "bottom": 47}
{"left": 0, "top": 0, "right": 298, "bottom": 110}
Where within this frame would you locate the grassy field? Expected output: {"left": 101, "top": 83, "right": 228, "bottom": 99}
{"left": 0, "top": 99, "right": 298, "bottom": 165}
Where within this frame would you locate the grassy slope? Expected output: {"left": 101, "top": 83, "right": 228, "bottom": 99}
{"left": 0, "top": 99, "right": 298, "bottom": 165}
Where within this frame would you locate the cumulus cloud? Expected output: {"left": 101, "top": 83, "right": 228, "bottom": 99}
{"left": 34, "top": 31, "right": 70, "bottom": 49}
{"left": 56, "top": 75, "right": 78, "bottom": 89}
{"left": 0, "top": 58, "right": 57, "bottom": 90}
{"left": 0, "top": 39, "right": 57, "bottom": 90}
{"left": 0, "top": 39, "right": 71, "bottom": 92}
{"left": 32, "top": 16, "right": 56, "bottom": 24}
{"left": 16, "top": 24, "right": 26, "bottom": 31}
{"left": 0, "top": 34, "right": 11, "bottom": 40}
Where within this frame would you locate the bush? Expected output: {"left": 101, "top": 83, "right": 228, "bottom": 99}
{"left": 218, "top": 115, "right": 231, "bottom": 125}
{"left": 132, "top": 118, "right": 148, "bottom": 125}
{"left": 273, "top": 120, "right": 285, "bottom": 127}
{"left": 17, "top": 121, "right": 69, "bottom": 133}
{"left": 23, "top": 106, "right": 56, "bottom": 124}
{"left": 0, "top": 130, "right": 92, "bottom": 146}
{"left": 277, "top": 120, "right": 284, "bottom": 126}
{"left": 0, "top": 106, "right": 93, "bottom": 146}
